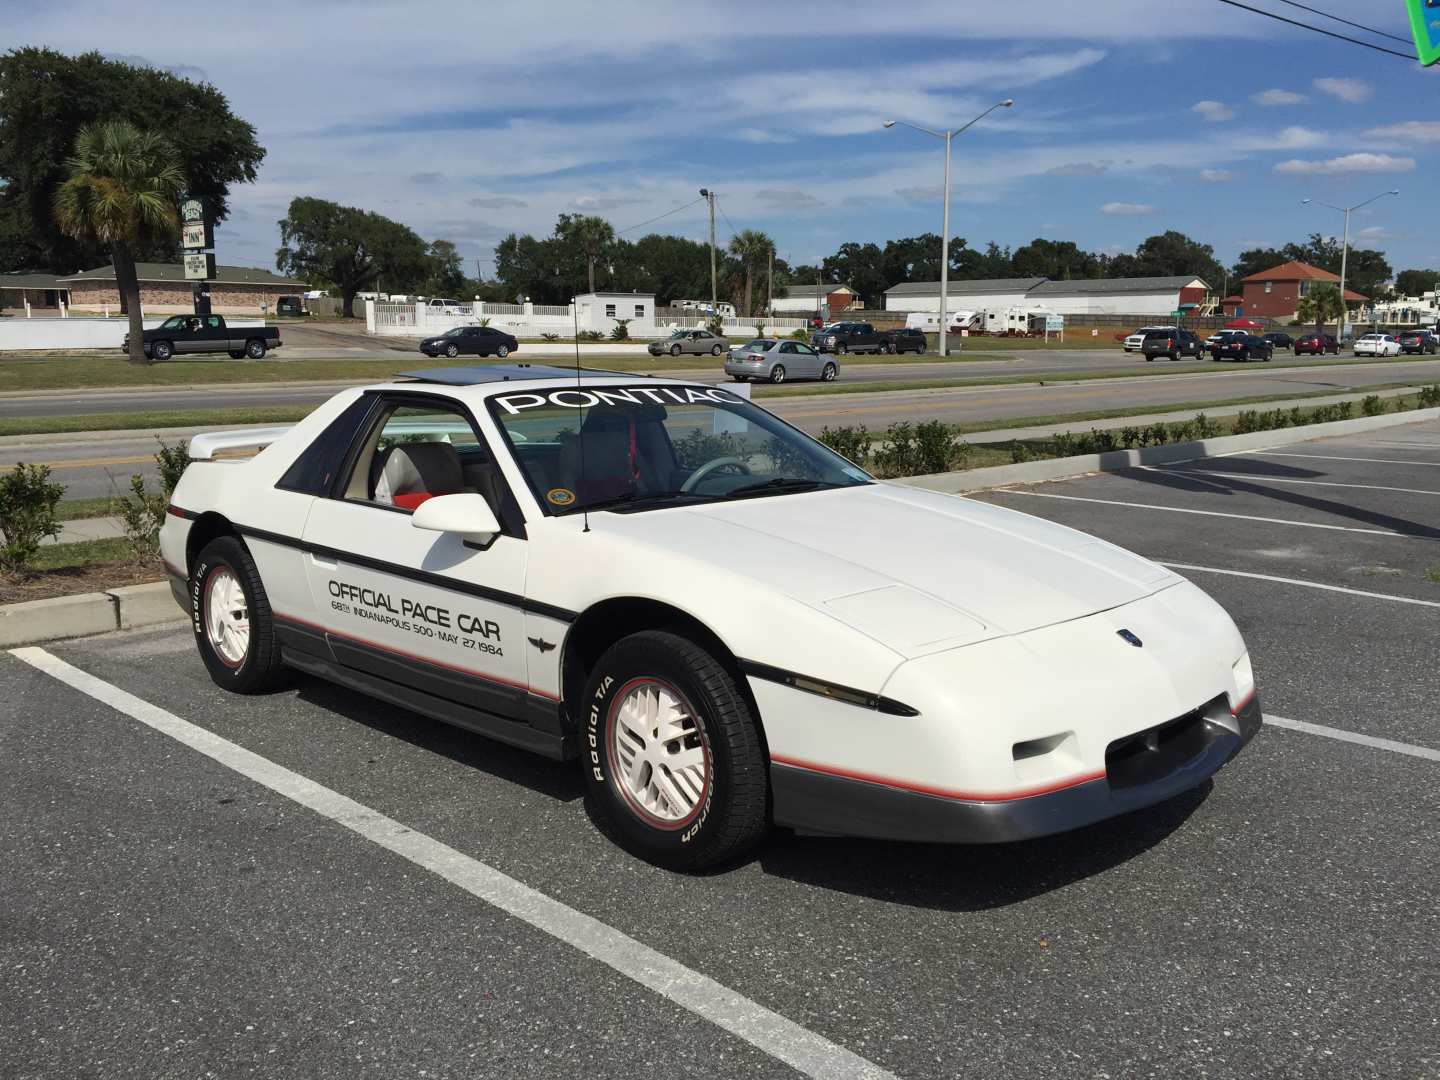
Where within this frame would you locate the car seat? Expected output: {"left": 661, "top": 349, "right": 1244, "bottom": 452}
{"left": 371, "top": 442, "right": 468, "bottom": 510}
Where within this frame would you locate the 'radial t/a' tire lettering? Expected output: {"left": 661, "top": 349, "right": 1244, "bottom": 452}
{"left": 581, "top": 630, "right": 768, "bottom": 870}
{"left": 190, "top": 536, "right": 286, "bottom": 693}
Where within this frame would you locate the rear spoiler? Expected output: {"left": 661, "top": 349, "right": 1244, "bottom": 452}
{"left": 188, "top": 426, "right": 293, "bottom": 461}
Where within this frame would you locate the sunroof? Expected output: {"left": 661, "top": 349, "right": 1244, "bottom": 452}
{"left": 399, "top": 365, "right": 624, "bottom": 385}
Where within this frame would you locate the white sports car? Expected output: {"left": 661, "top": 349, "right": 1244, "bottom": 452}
{"left": 160, "top": 365, "right": 1261, "bottom": 869}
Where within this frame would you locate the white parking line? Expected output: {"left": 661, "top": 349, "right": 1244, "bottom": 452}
{"left": 991, "top": 490, "right": 1415, "bottom": 537}
{"left": 1140, "top": 466, "right": 1440, "bottom": 497}
{"left": 1265, "top": 714, "right": 1440, "bottom": 763}
{"left": 1161, "top": 562, "right": 1440, "bottom": 609}
{"left": 1244, "top": 452, "right": 1440, "bottom": 468}
{"left": 8, "top": 646, "right": 895, "bottom": 1080}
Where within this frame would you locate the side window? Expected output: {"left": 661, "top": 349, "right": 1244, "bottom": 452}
{"left": 161, "top": 316, "right": 187, "bottom": 330}
{"left": 605, "top": 303, "right": 617, "bottom": 318}
{"left": 206, "top": 316, "right": 223, "bottom": 328}
{"left": 779, "top": 342, "right": 796, "bottom": 353}
{"left": 634, "top": 305, "right": 645, "bottom": 318}
{"left": 343, "top": 401, "right": 487, "bottom": 513}
{"left": 798, "top": 344, "right": 817, "bottom": 356}
{"left": 276, "top": 396, "right": 378, "bottom": 496}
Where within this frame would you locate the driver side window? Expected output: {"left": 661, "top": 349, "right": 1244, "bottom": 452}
{"left": 342, "top": 401, "right": 501, "bottom": 517}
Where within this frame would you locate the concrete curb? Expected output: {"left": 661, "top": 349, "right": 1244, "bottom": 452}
{"left": 893, "top": 406, "right": 1440, "bottom": 494}
{"left": 0, "top": 580, "right": 183, "bottom": 647}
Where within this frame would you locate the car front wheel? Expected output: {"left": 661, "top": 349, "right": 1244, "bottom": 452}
{"left": 445, "top": 343, "right": 459, "bottom": 358}
{"left": 496, "top": 344, "right": 510, "bottom": 358}
{"left": 769, "top": 364, "right": 786, "bottom": 384}
{"left": 835, "top": 342, "right": 848, "bottom": 355}
{"left": 190, "top": 536, "right": 285, "bottom": 694}
{"left": 821, "top": 362, "right": 837, "bottom": 381}
{"left": 152, "top": 340, "right": 173, "bottom": 361}
{"left": 671, "top": 344, "right": 682, "bottom": 357}
{"left": 711, "top": 344, "right": 723, "bottom": 356}
{"left": 581, "top": 630, "right": 768, "bottom": 870}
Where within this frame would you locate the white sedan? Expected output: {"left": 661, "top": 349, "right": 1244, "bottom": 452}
{"left": 1354, "top": 333, "right": 1401, "bottom": 357}
{"left": 160, "top": 365, "right": 1261, "bottom": 870}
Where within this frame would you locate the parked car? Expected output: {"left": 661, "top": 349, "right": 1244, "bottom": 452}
{"left": 426, "top": 298, "right": 466, "bottom": 314}
{"left": 123, "top": 314, "right": 282, "bottom": 361}
{"left": 879, "top": 327, "right": 928, "bottom": 355}
{"left": 811, "top": 321, "right": 884, "bottom": 355}
{"left": 1124, "top": 325, "right": 1177, "bottom": 352}
{"left": 1209, "top": 334, "right": 1273, "bottom": 362}
{"left": 276, "top": 295, "right": 308, "bottom": 317}
{"left": 1395, "top": 329, "right": 1438, "bottom": 355}
{"left": 160, "top": 365, "right": 1259, "bottom": 869}
{"left": 1354, "top": 333, "right": 1401, "bottom": 357}
{"left": 1294, "top": 333, "right": 1339, "bottom": 356}
{"left": 1141, "top": 328, "right": 1203, "bottom": 362}
{"left": 648, "top": 329, "right": 729, "bottom": 357}
{"left": 726, "top": 338, "right": 837, "bottom": 383}
{"left": 1204, "top": 329, "right": 1248, "bottom": 349}
{"left": 1262, "top": 332, "right": 1294, "bottom": 352}
{"left": 419, "top": 325, "right": 518, "bottom": 359}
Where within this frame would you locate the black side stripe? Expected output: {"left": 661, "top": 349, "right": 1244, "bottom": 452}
{"left": 228, "top": 522, "right": 578, "bottom": 624}
{"left": 737, "top": 659, "right": 919, "bottom": 717}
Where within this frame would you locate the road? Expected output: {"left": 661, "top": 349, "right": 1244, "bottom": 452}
{"left": 3, "top": 422, "right": 1436, "bottom": 1079}
{"left": 11, "top": 358, "right": 1438, "bottom": 499}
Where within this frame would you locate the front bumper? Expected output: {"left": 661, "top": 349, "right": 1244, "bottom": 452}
{"left": 772, "top": 694, "right": 1262, "bottom": 843}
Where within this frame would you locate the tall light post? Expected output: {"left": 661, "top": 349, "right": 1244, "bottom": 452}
{"left": 1301, "top": 189, "right": 1399, "bottom": 340}
{"left": 884, "top": 99, "right": 1013, "bottom": 357}
{"left": 699, "top": 188, "right": 717, "bottom": 323}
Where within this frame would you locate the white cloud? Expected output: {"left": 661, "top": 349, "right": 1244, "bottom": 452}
{"left": 755, "top": 188, "right": 823, "bottom": 209}
{"left": 735, "top": 128, "right": 795, "bottom": 144}
{"left": 1100, "top": 201, "right": 1156, "bottom": 216}
{"left": 1273, "top": 153, "right": 1415, "bottom": 176}
{"left": 1252, "top": 89, "right": 1306, "bottom": 107}
{"left": 468, "top": 195, "right": 529, "bottom": 209}
{"left": 1365, "top": 121, "right": 1440, "bottom": 144}
{"left": 1047, "top": 161, "right": 1111, "bottom": 176}
{"left": 1199, "top": 169, "right": 1234, "bottom": 182}
{"left": 1313, "top": 77, "right": 1372, "bottom": 103}
{"left": 1191, "top": 100, "right": 1235, "bottom": 122}
{"left": 1356, "top": 226, "right": 1397, "bottom": 240}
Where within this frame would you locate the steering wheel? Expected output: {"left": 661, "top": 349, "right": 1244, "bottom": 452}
{"left": 681, "top": 456, "right": 752, "bottom": 493}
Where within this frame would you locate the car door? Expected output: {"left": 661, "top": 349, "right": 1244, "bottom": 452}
{"left": 793, "top": 341, "right": 822, "bottom": 377}
{"left": 460, "top": 327, "right": 485, "bottom": 355}
{"left": 299, "top": 393, "right": 537, "bottom": 725}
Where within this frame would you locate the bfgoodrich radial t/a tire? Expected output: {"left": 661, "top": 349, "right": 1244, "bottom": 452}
{"left": 581, "top": 631, "right": 768, "bottom": 870}
{"left": 190, "top": 536, "right": 285, "bottom": 694}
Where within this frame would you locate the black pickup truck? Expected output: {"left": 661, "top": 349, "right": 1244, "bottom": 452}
{"left": 123, "top": 314, "right": 283, "bottom": 361}
{"left": 810, "top": 321, "right": 885, "bottom": 354}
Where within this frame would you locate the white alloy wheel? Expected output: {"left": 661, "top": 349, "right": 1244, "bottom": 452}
{"left": 204, "top": 566, "right": 250, "bottom": 667}
{"left": 608, "top": 677, "right": 710, "bottom": 827}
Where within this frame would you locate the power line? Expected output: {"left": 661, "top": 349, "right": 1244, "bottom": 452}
{"left": 716, "top": 201, "right": 743, "bottom": 241}
{"left": 1270, "top": 0, "right": 1413, "bottom": 46}
{"left": 1213, "top": 0, "right": 1416, "bottom": 60}
{"left": 614, "top": 196, "right": 706, "bottom": 236}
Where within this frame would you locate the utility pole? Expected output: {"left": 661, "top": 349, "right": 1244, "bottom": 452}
{"left": 699, "top": 188, "right": 717, "bottom": 323}
{"left": 767, "top": 247, "right": 773, "bottom": 330}
{"left": 1337, "top": 206, "right": 1351, "bottom": 342}
{"left": 939, "top": 129, "right": 952, "bottom": 357}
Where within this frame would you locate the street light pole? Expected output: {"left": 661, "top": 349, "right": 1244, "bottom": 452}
{"left": 884, "top": 99, "right": 1012, "bottom": 357}
{"left": 1301, "top": 189, "right": 1398, "bottom": 341}
{"left": 699, "top": 188, "right": 717, "bottom": 324}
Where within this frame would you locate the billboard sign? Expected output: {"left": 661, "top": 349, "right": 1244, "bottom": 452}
{"left": 1407, "top": 0, "right": 1440, "bottom": 65}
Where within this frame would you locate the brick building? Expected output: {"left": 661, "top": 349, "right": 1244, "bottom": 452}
{"left": 0, "top": 272, "right": 70, "bottom": 312}
{"left": 1238, "top": 260, "right": 1365, "bottom": 323}
{"left": 58, "top": 263, "right": 309, "bottom": 315}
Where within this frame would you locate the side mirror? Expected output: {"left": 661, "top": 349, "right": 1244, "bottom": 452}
{"left": 410, "top": 493, "right": 501, "bottom": 545}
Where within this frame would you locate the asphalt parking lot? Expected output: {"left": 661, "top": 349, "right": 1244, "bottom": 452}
{"left": 2, "top": 421, "right": 1437, "bottom": 1079}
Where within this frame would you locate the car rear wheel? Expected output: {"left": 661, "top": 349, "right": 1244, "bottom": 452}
{"left": 671, "top": 344, "right": 682, "bottom": 357}
{"left": 496, "top": 344, "right": 510, "bottom": 358}
{"left": 581, "top": 630, "right": 768, "bottom": 870}
{"left": 152, "top": 340, "right": 173, "bottom": 361}
{"left": 821, "top": 362, "right": 837, "bottom": 381}
{"left": 835, "top": 342, "right": 848, "bottom": 355}
{"left": 711, "top": 344, "right": 723, "bottom": 356}
{"left": 190, "top": 536, "right": 285, "bottom": 694}
{"left": 245, "top": 339, "right": 267, "bottom": 359}
{"left": 228, "top": 350, "right": 244, "bottom": 360}
{"left": 445, "top": 343, "right": 459, "bottom": 358}
{"left": 769, "top": 364, "right": 786, "bottom": 384}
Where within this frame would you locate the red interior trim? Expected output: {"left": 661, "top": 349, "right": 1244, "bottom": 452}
{"left": 391, "top": 492, "right": 433, "bottom": 511}
{"left": 769, "top": 753, "right": 1106, "bottom": 803}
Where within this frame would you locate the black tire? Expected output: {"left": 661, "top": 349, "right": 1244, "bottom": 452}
{"left": 1170, "top": 353, "right": 1180, "bottom": 362}
{"left": 671, "top": 344, "right": 682, "bottom": 357}
{"left": 769, "top": 364, "right": 786, "bottom": 384}
{"left": 580, "top": 630, "right": 768, "bottom": 870}
{"left": 711, "top": 344, "right": 723, "bottom": 356}
{"left": 1145, "top": 355, "right": 1154, "bottom": 362}
{"left": 496, "top": 344, "right": 510, "bottom": 358}
{"left": 245, "top": 339, "right": 267, "bottom": 359}
{"left": 836, "top": 342, "right": 848, "bottom": 355}
{"left": 190, "top": 536, "right": 285, "bottom": 694}
{"left": 228, "top": 350, "right": 244, "bottom": 360}
{"left": 731, "top": 375, "right": 748, "bottom": 382}
{"left": 152, "top": 340, "right": 173, "bottom": 361}
{"left": 445, "top": 343, "right": 459, "bottom": 358}
{"left": 821, "top": 361, "right": 837, "bottom": 381}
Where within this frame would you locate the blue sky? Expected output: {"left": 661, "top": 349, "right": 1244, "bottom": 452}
{"left": 16, "top": 0, "right": 1440, "bottom": 280}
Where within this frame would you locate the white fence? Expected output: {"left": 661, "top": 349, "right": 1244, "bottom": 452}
{"left": 365, "top": 300, "right": 807, "bottom": 341}
{"left": 0, "top": 316, "right": 264, "bottom": 352}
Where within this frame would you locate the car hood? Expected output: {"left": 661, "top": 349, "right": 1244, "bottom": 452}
{"left": 608, "top": 484, "right": 1178, "bottom": 658}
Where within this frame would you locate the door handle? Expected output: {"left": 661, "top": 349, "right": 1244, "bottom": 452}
{"left": 310, "top": 552, "right": 339, "bottom": 571}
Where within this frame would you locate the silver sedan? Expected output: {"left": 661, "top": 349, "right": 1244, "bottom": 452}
{"left": 723, "top": 338, "right": 839, "bottom": 384}
{"left": 648, "top": 329, "right": 730, "bottom": 357}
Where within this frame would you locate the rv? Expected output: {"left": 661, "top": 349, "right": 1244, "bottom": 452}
{"left": 676, "top": 299, "right": 737, "bottom": 318}
{"left": 905, "top": 310, "right": 979, "bottom": 334}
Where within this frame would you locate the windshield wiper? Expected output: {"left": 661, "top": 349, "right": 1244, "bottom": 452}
{"left": 720, "top": 478, "right": 842, "bottom": 500}
{"left": 567, "top": 490, "right": 716, "bottom": 514}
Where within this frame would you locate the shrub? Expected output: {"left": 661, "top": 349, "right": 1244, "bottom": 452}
{"left": 1419, "top": 384, "right": 1440, "bottom": 408}
{"left": 1170, "top": 420, "right": 1197, "bottom": 443}
{"left": 1010, "top": 441, "right": 1032, "bottom": 464}
{"left": 1119, "top": 426, "right": 1142, "bottom": 450}
{"left": 1195, "top": 413, "right": 1221, "bottom": 439}
{"left": 541, "top": 332, "right": 560, "bottom": 342}
{"left": 1361, "top": 394, "right": 1386, "bottom": 416}
{"left": 915, "top": 421, "right": 960, "bottom": 474}
{"left": 790, "top": 328, "right": 810, "bottom": 340}
{"left": 155, "top": 438, "right": 188, "bottom": 497}
{"left": 819, "top": 425, "right": 872, "bottom": 466}
{"left": 1233, "top": 410, "right": 1261, "bottom": 434}
{"left": 576, "top": 330, "right": 603, "bottom": 342}
{"left": 112, "top": 473, "right": 165, "bottom": 562}
{"left": 1145, "top": 423, "right": 1170, "bottom": 446}
{"left": 610, "top": 318, "right": 631, "bottom": 341}
{"left": 754, "top": 322, "right": 766, "bottom": 338}
{"left": 477, "top": 316, "right": 491, "bottom": 328}
{"left": 1336, "top": 400, "right": 1355, "bottom": 419}
{"left": 1050, "top": 431, "right": 1076, "bottom": 457}
{"left": 1288, "top": 406, "right": 1305, "bottom": 427}
{"left": 0, "top": 462, "right": 64, "bottom": 578}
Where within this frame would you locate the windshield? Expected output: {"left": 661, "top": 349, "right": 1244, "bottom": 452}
{"left": 668, "top": 329, "right": 689, "bottom": 338}
{"left": 441, "top": 327, "right": 464, "bottom": 338}
{"left": 487, "top": 384, "right": 871, "bottom": 515}
{"left": 742, "top": 339, "right": 774, "bottom": 350}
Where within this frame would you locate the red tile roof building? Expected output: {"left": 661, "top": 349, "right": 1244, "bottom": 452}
{"left": 1239, "top": 260, "right": 1365, "bottom": 323}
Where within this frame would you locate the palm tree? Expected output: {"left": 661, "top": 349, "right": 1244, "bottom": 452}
{"left": 556, "top": 213, "right": 617, "bottom": 293}
{"left": 727, "top": 230, "right": 775, "bottom": 318}
{"left": 54, "top": 121, "right": 186, "bottom": 364}
{"left": 1296, "top": 282, "right": 1343, "bottom": 337}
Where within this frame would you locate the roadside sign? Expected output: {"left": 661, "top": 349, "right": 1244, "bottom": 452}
{"left": 1045, "top": 315, "right": 1064, "bottom": 332}
{"left": 181, "top": 221, "right": 214, "bottom": 250}
{"left": 184, "top": 252, "right": 216, "bottom": 280}
{"left": 180, "top": 196, "right": 207, "bottom": 224}
{"left": 1406, "top": 0, "right": 1440, "bottom": 65}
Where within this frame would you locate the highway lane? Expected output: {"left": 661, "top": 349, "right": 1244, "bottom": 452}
{"left": 10, "top": 358, "right": 1438, "bottom": 500}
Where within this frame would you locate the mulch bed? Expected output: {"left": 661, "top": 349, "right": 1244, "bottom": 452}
{"left": 0, "top": 559, "right": 165, "bottom": 605}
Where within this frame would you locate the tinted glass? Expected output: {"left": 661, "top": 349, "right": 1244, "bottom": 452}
{"left": 276, "top": 396, "right": 377, "bottom": 496}
{"left": 161, "top": 316, "right": 187, "bottom": 330}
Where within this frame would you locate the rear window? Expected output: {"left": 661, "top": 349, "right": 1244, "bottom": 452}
{"left": 276, "top": 396, "right": 378, "bottom": 496}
